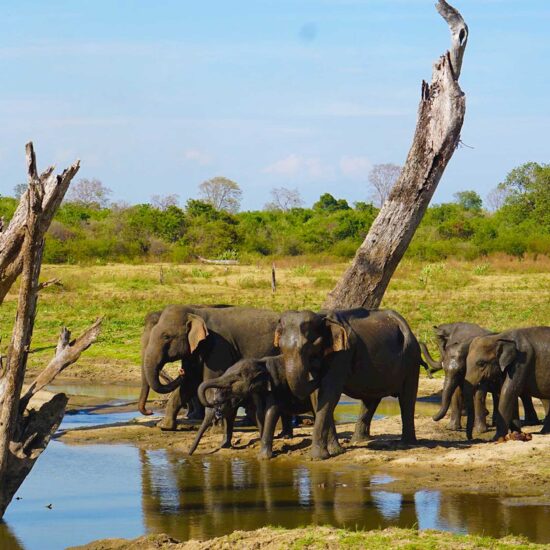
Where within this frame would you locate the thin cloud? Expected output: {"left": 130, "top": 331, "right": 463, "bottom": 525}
{"left": 340, "top": 156, "right": 371, "bottom": 179}
{"left": 184, "top": 149, "right": 212, "bottom": 166}
{"left": 263, "top": 154, "right": 334, "bottom": 179}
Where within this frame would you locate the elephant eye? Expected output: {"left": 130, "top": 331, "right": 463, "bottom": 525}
{"left": 162, "top": 333, "right": 171, "bottom": 341}
{"left": 477, "top": 360, "right": 486, "bottom": 367}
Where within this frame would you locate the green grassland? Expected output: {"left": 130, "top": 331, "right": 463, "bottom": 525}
{"left": 2, "top": 256, "right": 548, "bottom": 380}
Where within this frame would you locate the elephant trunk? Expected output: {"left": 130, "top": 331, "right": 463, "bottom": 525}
{"left": 143, "top": 349, "right": 183, "bottom": 395}
{"left": 419, "top": 342, "right": 443, "bottom": 373}
{"left": 285, "top": 353, "right": 318, "bottom": 401}
{"left": 198, "top": 379, "right": 227, "bottom": 408}
{"left": 464, "top": 380, "right": 476, "bottom": 440}
{"left": 432, "top": 375, "right": 459, "bottom": 421}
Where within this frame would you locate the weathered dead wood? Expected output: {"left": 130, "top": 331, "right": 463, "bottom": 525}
{"left": 19, "top": 319, "right": 103, "bottom": 412}
{"left": 0, "top": 143, "right": 79, "bottom": 305}
{"left": 324, "top": 0, "right": 468, "bottom": 310}
{"left": 197, "top": 256, "right": 239, "bottom": 266}
{"left": 0, "top": 143, "right": 98, "bottom": 519}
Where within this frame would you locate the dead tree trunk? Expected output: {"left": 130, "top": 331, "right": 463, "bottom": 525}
{"left": 0, "top": 143, "right": 101, "bottom": 519}
{"left": 324, "top": 0, "right": 468, "bottom": 310}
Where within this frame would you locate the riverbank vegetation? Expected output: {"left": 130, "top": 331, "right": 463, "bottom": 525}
{"left": 1, "top": 257, "right": 547, "bottom": 382}
{"left": 72, "top": 525, "right": 544, "bottom": 549}
{"left": 1, "top": 162, "right": 548, "bottom": 265}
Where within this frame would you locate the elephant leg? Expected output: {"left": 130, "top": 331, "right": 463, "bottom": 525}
{"left": 327, "top": 416, "right": 344, "bottom": 456}
{"left": 491, "top": 391, "right": 500, "bottom": 427}
{"left": 448, "top": 387, "right": 462, "bottom": 431}
{"left": 279, "top": 413, "right": 293, "bottom": 439}
{"left": 399, "top": 367, "right": 419, "bottom": 444}
{"left": 220, "top": 409, "right": 236, "bottom": 449}
{"left": 157, "top": 388, "right": 184, "bottom": 431}
{"left": 351, "top": 398, "right": 381, "bottom": 443}
{"left": 511, "top": 399, "right": 522, "bottom": 433}
{"left": 521, "top": 392, "right": 540, "bottom": 426}
{"left": 252, "top": 393, "right": 265, "bottom": 436}
{"left": 311, "top": 369, "right": 343, "bottom": 460}
{"left": 186, "top": 395, "right": 205, "bottom": 421}
{"left": 473, "top": 390, "right": 489, "bottom": 434}
{"left": 540, "top": 412, "right": 550, "bottom": 435}
{"left": 259, "top": 400, "right": 280, "bottom": 460}
{"left": 188, "top": 407, "right": 216, "bottom": 455}
{"left": 495, "top": 383, "right": 520, "bottom": 439}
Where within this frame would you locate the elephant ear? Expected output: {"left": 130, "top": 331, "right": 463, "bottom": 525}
{"left": 273, "top": 320, "right": 283, "bottom": 348}
{"left": 324, "top": 317, "right": 349, "bottom": 356}
{"left": 497, "top": 339, "right": 517, "bottom": 372}
{"left": 434, "top": 326, "right": 450, "bottom": 350}
{"left": 187, "top": 314, "right": 209, "bottom": 353}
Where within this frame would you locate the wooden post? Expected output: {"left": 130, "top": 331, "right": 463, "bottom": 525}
{"left": 271, "top": 263, "right": 276, "bottom": 294}
{"left": 324, "top": 0, "right": 468, "bottom": 310}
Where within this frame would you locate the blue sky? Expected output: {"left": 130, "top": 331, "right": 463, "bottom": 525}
{"left": 0, "top": 0, "right": 548, "bottom": 210}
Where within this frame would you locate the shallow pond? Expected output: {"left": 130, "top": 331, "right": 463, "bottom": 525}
{"left": 2, "top": 387, "right": 549, "bottom": 549}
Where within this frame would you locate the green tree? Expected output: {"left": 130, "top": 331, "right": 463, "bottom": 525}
{"left": 454, "top": 190, "right": 482, "bottom": 211}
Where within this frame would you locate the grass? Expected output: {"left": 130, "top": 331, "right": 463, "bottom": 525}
{"left": 1, "top": 256, "right": 548, "bottom": 378}
{"left": 118, "top": 526, "right": 546, "bottom": 549}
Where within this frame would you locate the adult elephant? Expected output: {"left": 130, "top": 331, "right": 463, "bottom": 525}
{"left": 275, "top": 308, "right": 422, "bottom": 460}
{"left": 422, "top": 323, "right": 494, "bottom": 433}
{"left": 422, "top": 322, "right": 540, "bottom": 434}
{"left": 464, "top": 327, "right": 550, "bottom": 440}
{"left": 139, "top": 304, "right": 279, "bottom": 450}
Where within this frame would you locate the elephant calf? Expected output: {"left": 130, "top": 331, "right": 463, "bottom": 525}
{"left": 198, "top": 356, "right": 315, "bottom": 459}
{"left": 465, "top": 326, "right": 550, "bottom": 440}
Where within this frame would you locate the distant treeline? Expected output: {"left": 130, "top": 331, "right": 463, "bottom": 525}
{"left": 1, "top": 162, "right": 548, "bottom": 263}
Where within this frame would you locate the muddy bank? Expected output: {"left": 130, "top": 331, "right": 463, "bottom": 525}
{"left": 70, "top": 526, "right": 543, "bottom": 549}
{"left": 58, "top": 407, "right": 550, "bottom": 500}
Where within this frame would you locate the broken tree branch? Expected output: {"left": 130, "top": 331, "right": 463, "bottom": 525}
{"left": 324, "top": 0, "right": 468, "bottom": 310}
{"left": 19, "top": 318, "right": 103, "bottom": 412}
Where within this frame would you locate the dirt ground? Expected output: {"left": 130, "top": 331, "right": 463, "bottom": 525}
{"left": 58, "top": 376, "right": 550, "bottom": 501}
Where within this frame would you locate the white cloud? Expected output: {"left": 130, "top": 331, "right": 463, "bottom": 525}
{"left": 263, "top": 154, "right": 302, "bottom": 177}
{"left": 263, "top": 154, "right": 334, "bottom": 179}
{"left": 183, "top": 148, "right": 212, "bottom": 166}
{"left": 339, "top": 155, "right": 371, "bottom": 179}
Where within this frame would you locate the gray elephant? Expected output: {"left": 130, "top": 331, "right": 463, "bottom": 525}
{"left": 464, "top": 326, "right": 550, "bottom": 440}
{"left": 139, "top": 304, "right": 279, "bottom": 452}
{"left": 275, "top": 308, "right": 422, "bottom": 460}
{"left": 198, "top": 356, "right": 318, "bottom": 458}
{"left": 422, "top": 322, "right": 540, "bottom": 434}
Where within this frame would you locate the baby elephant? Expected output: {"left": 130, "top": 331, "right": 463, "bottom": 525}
{"left": 198, "top": 356, "right": 321, "bottom": 459}
{"left": 465, "top": 326, "right": 550, "bottom": 440}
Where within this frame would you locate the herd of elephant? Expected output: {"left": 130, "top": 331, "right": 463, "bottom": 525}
{"left": 137, "top": 304, "right": 550, "bottom": 460}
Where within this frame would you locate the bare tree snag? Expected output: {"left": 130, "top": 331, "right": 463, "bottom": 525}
{"left": 0, "top": 143, "right": 80, "bottom": 304}
{"left": 324, "top": 0, "right": 468, "bottom": 310}
{"left": 0, "top": 144, "right": 100, "bottom": 519}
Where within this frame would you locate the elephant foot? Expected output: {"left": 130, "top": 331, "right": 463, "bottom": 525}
{"left": 522, "top": 419, "right": 542, "bottom": 427}
{"left": 310, "top": 446, "right": 331, "bottom": 461}
{"left": 447, "top": 420, "right": 461, "bottom": 431}
{"left": 473, "top": 422, "right": 489, "bottom": 434}
{"left": 350, "top": 433, "right": 371, "bottom": 445}
{"left": 401, "top": 435, "right": 417, "bottom": 446}
{"left": 139, "top": 407, "right": 153, "bottom": 416}
{"left": 157, "top": 418, "right": 177, "bottom": 431}
{"left": 328, "top": 443, "right": 345, "bottom": 457}
{"left": 258, "top": 447, "right": 273, "bottom": 460}
{"left": 539, "top": 428, "right": 550, "bottom": 435}
{"left": 278, "top": 430, "right": 293, "bottom": 440}
{"left": 220, "top": 440, "right": 232, "bottom": 449}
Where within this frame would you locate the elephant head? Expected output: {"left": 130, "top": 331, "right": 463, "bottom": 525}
{"left": 464, "top": 334, "right": 517, "bottom": 438}
{"left": 142, "top": 305, "right": 210, "bottom": 395}
{"left": 198, "top": 359, "right": 270, "bottom": 409}
{"left": 275, "top": 311, "right": 349, "bottom": 400}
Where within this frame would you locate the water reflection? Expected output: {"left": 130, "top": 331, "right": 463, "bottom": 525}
{"left": 3, "top": 440, "right": 550, "bottom": 549}
{"left": 139, "top": 450, "right": 550, "bottom": 544}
